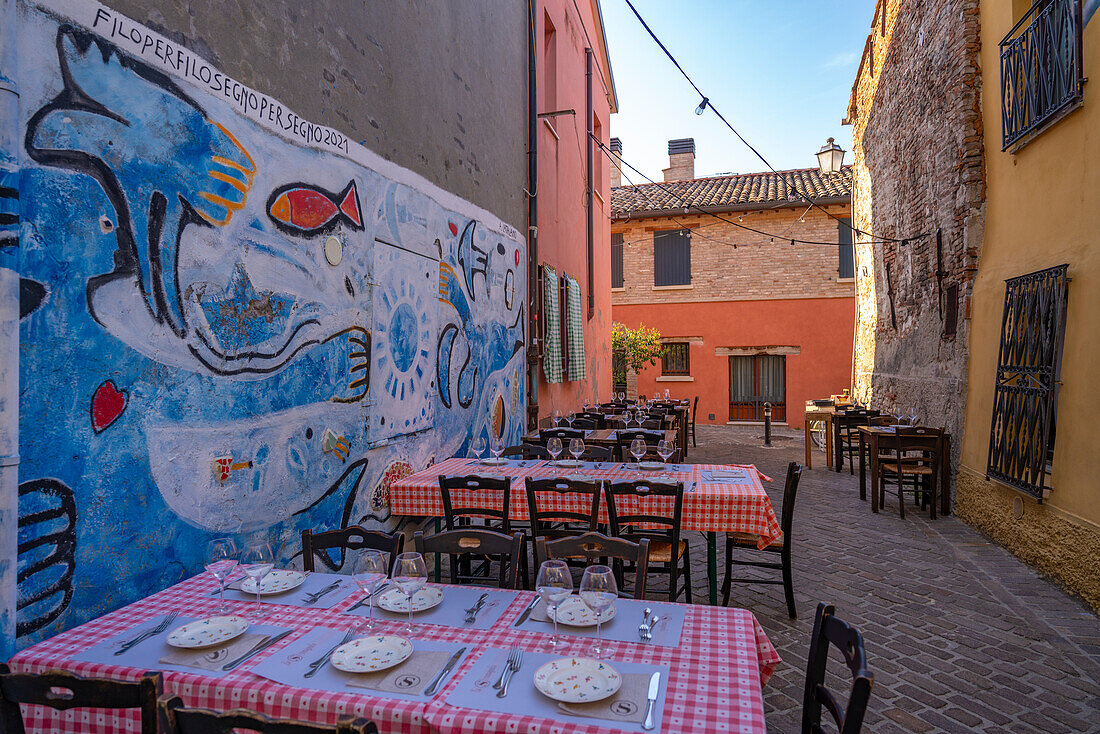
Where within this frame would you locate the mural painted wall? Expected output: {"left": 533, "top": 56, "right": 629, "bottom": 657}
{"left": 9, "top": 0, "right": 526, "bottom": 648}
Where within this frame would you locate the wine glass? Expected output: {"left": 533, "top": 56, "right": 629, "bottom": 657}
{"left": 565, "top": 412, "right": 575, "bottom": 428}
{"left": 630, "top": 438, "right": 647, "bottom": 464}
{"left": 664, "top": 389, "right": 671, "bottom": 400}
{"left": 583, "top": 399, "right": 591, "bottom": 412}
{"left": 240, "top": 542, "right": 275, "bottom": 620}
{"left": 536, "top": 560, "right": 573, "bottom": 648}
{"left": 569, "top": 438, "right": 585, "bottom": 463}
{"left": 579, "top": 565, "right": 617, "bottom": 657}
{"left": 470, "top": 436, "right": 486, "bottom": 462}
{"left": 391, "top": 552, "right": 428, "bottom": 634}
{"left": 907, "top": 409, "right": 920, "bottom": 427}
{"left": 893, "top": 405, "right": 905, "bottom": 425}
{"left": 351, "top": 549, "right": 388, "bottom": 631}
{"left": 623, "top": 409, "right": 633, "bottom": 427}
{"left": 656, "top": 439, "right": 674, "bottom": 464}
{"left": 552, "top": 409, "right": 563, "bottom": 427}
{"left": 205, "top": 538, "right": 239, "bottom": 614}
{"left": 547, "top": 437, "right": 563, "bottom": 463}
{"left": 490, "top": 435, "right": 505, "bottom": 462}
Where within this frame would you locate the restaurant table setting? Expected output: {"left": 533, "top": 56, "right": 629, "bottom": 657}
{"left": 211, "top": 570, "right": 358, "bottom": 610}
{"left": 345, "top": 584, "right": 514, "bottom": 630}
{"left": 514, "top": 596, "right": 687, "bottom": 648}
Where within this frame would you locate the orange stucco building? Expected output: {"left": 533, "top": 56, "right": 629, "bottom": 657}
{"left": 610, "top": 139, "right": 855, "bottom": 428}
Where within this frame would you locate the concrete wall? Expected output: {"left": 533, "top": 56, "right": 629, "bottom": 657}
{"left": 4, "top": 0, "right": 528, "bottom": 651}
{"left": 845, "top": 0, "right": 985, "bottom": 504}
{"left": 956, "top": 0, "right": 1100, "bottom": 612}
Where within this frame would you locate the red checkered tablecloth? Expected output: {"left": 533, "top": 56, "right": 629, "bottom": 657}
{"left": 8, "top": 574, "right": 780, "bottom": 733}
{"left": 390, "top": 458, "right": 782, "bottom": 548}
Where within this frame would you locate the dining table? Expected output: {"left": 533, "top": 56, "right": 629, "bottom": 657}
{"left": 521, "top": 427, "right": 680, "bottom": 455}
{"left": 857, "top": 425, "right": 952, "bottom": 516}
{"left": 389, "top": 457, "right": 782, "bottom": 606}
{"left": 7, "top": 571, "right": 780, "bottom": 733}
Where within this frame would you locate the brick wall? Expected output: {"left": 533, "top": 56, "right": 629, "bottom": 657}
{"left": 845, "top": 0, "right": 985, "bottom": 503}
{"left": 611, "top": 205, "right": 855, "bottom": 305}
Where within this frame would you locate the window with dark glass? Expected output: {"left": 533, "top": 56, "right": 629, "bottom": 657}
{"left": 838, "top": 218, "right": 855, "bottom": 279}
{"left": 661, "top": 343, "right": 690, "bottom": 376}
{"left": 611, "top": 233, "right": 624, "bottom": 288}
{"left": 653, "top": 229, "right": 691, "bottom": 286}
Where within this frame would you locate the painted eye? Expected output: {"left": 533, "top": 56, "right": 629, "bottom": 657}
{"left": 99, "top": 216, "right": 115, "bottom": 234}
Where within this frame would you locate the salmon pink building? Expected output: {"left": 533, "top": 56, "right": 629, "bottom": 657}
{"left": 610, "top": 138, "right": 855, "bottom": 428}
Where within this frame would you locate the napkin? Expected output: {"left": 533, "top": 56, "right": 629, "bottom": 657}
{"left": 345, "top": 650, "right": 456, "bottom": 695}
{"left": 158, "top": 632, "right": 268, "bottom": 672}
{"left": 557, "top": 673, "right": 654, "bottom": 725}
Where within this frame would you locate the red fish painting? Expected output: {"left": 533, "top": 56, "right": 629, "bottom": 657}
{"left": 267, "top": 180, "right": 363, "bottom": 234}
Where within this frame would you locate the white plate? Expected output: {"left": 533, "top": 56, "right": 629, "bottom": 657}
{"left": 240, "top": 570, "right": 308, "bottom": 595}
{"left": 375, "top": 586, "right": 445, "bottom": 613}
{"left": 547, "top": 596, "right": 617, "bottom": 627}
{"left": 534, "top": 657, "right": 623, "bottom": 703}
{"left": 166, "top": 615, "right": 248, "bottom": 649}
{"left": 330, "top": 635, "right": 413, "bottom": 673}
{"left": 638, "top": 461, "right": 665, "bottom": 470}
{"left": 554, "top": 459, "right": 582, "bottom": 468}
{"left": 480, "top": 457, "right": 507, "bottom": 466}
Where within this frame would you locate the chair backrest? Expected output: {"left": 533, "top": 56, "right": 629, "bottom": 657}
{"left": 868, "top": 416, "right": 894, "bottom": 427}
{"left": 615, "top": 429, "right": 666, "bottom": 460}
{"left": 578, "top": 444, "right": 614, "bottom": 461}
{"left": 778, "top": 462, "right": 803, "bottom": 545}
{"left": 0, "top": 666, "right": 162, "bottom": 734}
{"left": 578, "top": 411, "right": 608, "bottom": 427}
{"left": 605, "top": 481, "right": 684, "bottom": 547}
{"left": 885, "top": 427, "right": 942, "bottom": 466}
{"left": 159, "top": 695, "right": 378, "bottom": 733}
{"left": 413, "top": 529, "right": 525, "bottom": 589}
{"left": 525, "top": 476, "right": 602, "bottom": 536}
{"left": 536, "top": 533, "right": 650, "bottom": 599}
{"left": 301, "top": 526, "right": 403, "bottom": 574}
{"left": 633, "top": 446, "right": 682, "bottom": 463}
{"left": 802, "top": 603, "right": 874, "bottom": 734}
{"left": 438, "top": 474, "right": 512, "bottom": 531}
{"left": 500, "top": 443, "right": 550, "bottom": 460}
{"left": 538, "top": 427, "right": 586, "bottom": 444}
{"left": 691, "top": 395, "right": 699, "bottom": 426}
{"left": 570, "top": 418, "right": 599, "bottom": 430}
{"left": 639, "top": 419, "right": 663, "bottom": 430}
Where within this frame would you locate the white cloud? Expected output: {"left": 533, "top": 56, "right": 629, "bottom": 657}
{"left": 824, "top": 51, "right": 861, "bottom": 69}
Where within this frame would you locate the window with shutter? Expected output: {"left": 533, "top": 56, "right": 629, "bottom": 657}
{"left": 838, "top": 218, "right": 855, "bottom": 279}
{"left": 661, "top": 343, "right": 690, "bottom": 375}
{"left": 654, "top": 229, "right": 691, "bottom": 286}
{"left": 611, "top": 233, "right": 624, "bottom": 288}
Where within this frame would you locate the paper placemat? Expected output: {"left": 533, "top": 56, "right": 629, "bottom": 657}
{"left": 517, "top": 597, "right": 685, "bottom": 647}
{"left": 70, "top": 616, "right": 293, "bottom": 678}
{"left": 699, "top": 469, "right": 752, "bottom": 484}
{"left": 446, "top": 648, "right": 669, "bottom": 733}
{"left": 210, "top": 571, "right": 356, "bottom": 609}
{"left": 158, "top": 632, "right": 269, "bottom": 671}
{"left": 365, "top": 585, "right": 517, "bottom": 630}
{"left": 250, "top": 627, "right": 469, "bottom": 700}
{"left": 557, "top": 673, "right": 655, "bottom": 725}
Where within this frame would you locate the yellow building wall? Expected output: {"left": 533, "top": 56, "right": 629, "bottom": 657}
{"left": 959, "top": 0, "right": 1100, "bottom": 611}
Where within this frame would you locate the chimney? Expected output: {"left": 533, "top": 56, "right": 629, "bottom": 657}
{"left": 609, "top": 137, "right": 623, "bottom": 188}
{"left": 663, "top": 138, "right": 695, "bottom": 182}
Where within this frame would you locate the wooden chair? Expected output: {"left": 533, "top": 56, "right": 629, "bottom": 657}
{"left": 689, "top": 396, "right": 699, "bottom": 447}
{"left": 606, "top": 480, "right": 691, "bottom": 603}
{"left": 500, "top": 443, "right": 550, "bottom": 460}
{"left": 538, "top": 427, "right": 586, "bottom": 445}
{"left": 536, "top": 532, "right": 650, "bottom": 599}
{"left": 438, "top": 474, "right": 512, "bottom": 532}
{"left": 159, "top": 695, "right": 378, "bottom": 733}
{"left": 0, "top": 666, "right": 162, "bottom": 734}
{"left": 878, "top": 427, "right": 943, "bottom": 519}
{"left": 834, "top": 410, "right": 870, "bottom": 474}
{"left": 570, "top": 418, "right": 599, "bottom": 430}
{"left": 301, "top": 526, "right": 403, "bottom": 574}
{"left": 413, "top": 529, "right": 525, "bottom": 589}
{"left": 614, "top": 429, "right": 666, "bottom": 462}
{"left": 868, "top": 415, "right": 894, "bottom": 427}
{"left": 722, "top": 462, "right": 802, "bottom": 618}
{"left": 577, "top": 411, "right": 609, "bottom": 428}
{"left": 525, "top": 476, "right": 603, "bottom": 570}
{"left": 801, "top": 603, "right": 874, "bottom": 734}
{"left": 633, "top": 446, "right": 682, "bottom": 463}
{"left": 577, "top": 444, "right": 614, "bottom": 462}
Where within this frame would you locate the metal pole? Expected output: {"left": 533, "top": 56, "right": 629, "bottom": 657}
{"left": 763, "top": 402, "right": 772, "bottom": 447}
{"left": 585, "top": 47, "right": 594, "bottom": 318}
{"left": 525, "top": 0, "right": 540, "bottom": 431}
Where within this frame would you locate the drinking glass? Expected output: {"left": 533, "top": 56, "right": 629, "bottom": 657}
{"left": 623, "top": 409, "right": 633, "bottom": 427}
{"left": 664, "top": 389, "right": 670, "bottom": 400}
{"left": 547, "top": 437, "right": 563, "bottom": 462}
{"left": 205, "top": 538, "right": 239, "bottom": 614}
{"left": 894, "top": 407, "right": 905, "bottom": 424}
{"left": 565, "top": 413, "right": 575, "bottom": 427}
{"left": 579, "top": 565, "right": 617, "bottom": 657}
{"left": 470, "top": 436, "right": 486, "bottom": 461}
{"left": 907, "top": 410, "right": 920, "bottom": 427}
{"left": 569, "top": 438, "right": 585, "bottom": 462}
{"left": 392, "top": 552, "right": 428, "bottom": 634}
{"left": 240, "top": 542, "right": 275, "bottom": 620}
{"left": 552, "top": 409, "right": 563, "bottom": 426}
{"left": 630, "top": 438, "right": 647, "bottom": 464}
{"left": 656, "top": 439, "right": 674, "bottom": 464}
{"left": 583, "top": 399, "right": 591, "bottom": 412}
{"left": 536, "top": 560, "right": 573, "bottom": 648}
{"left": 351, "top": 549, "right": 388, "bottom": 631}
{"left": 490, "top": 435, "right": 505, "bottom": 462}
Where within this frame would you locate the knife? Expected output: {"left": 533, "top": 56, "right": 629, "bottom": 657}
{"left": 221, "top": 629, "right": 293, "bottom": 671}
{"left": 642, "top": 671, "right": 661, "bottom": 730}
{"left": 423, "top": 647, "right": 466, "bottom": 695}
{"left": 513, "top": 597, "right": 541, "bottom": 627}
{"left": 346, "top": 582, "right": 391, "bottom": 612}
{"left": 304, "top": 581, "right": 342, "bottom": 605}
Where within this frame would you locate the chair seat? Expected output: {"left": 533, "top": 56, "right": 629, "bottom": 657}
{"left": 728, "top": 531, "right": 785, "bottom": 549}
{"left": 880, "top": 462, "right": 934, "bottom": 475}
{"left": 647, "top": 539, "right": 688, "bottom": 563}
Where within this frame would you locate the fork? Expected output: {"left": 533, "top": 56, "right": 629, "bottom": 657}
{"left": 638, "top": 607, "right": 653, "bottom": 641}
{"left": 114, "top": 610, "right": 180, "bottom": 655}
{"left": 497, "top": 648, "right": 523, "bottom": 698}
{"left": 303, "top": 581, "right": 342, "bottom": 605}
{"left": 642, "top": 615, "right": 661, "bottom": 641}
{"left": 464, "top": 593, "right": 489, "bottom": 623}
{"left": 492, "top": 646, "right": 520, "bottom": 689}
{"left": 303, "top": 629, "right": 357, "bottom": 678}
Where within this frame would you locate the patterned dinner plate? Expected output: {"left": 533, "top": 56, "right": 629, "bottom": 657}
{"left": 240, "top": 570, "right": 308, "bottom": 595}
{"left": 166, "top": 615, "right": 248, "bottom": 649}
{"left": 546, "top": 596, "right": 617, "bottom": 627}
{"left": 553, "top": 459, "right": 583, "bottom": 468}
{"left": 638, "top": 461, "right": 665, "bottom": 470}
{"left": 330, "top": 635, "right": 413, "bottom": 673}
{"left": 534, "top": 657, "right": 622, "bottom": 703}
{"left": 479, "top": 457, "right": 507, "bottom": 466}
{"left": 375, "top": 586, "right": 445, "bottom": 613}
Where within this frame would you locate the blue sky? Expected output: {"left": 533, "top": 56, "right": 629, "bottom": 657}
{"left": 602, "top": 0, "right": 876, "bottom": 181}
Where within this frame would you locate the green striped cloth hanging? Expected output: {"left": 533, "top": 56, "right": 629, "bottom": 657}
{"left": 542, "top": 264, "right": 563, "bottom": 383}
{"left": 566, "top": 275, "right": 586, "bottom": 381}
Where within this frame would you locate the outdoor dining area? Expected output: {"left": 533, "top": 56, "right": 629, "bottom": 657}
{"left": 1, "top": 396, "right": 874, "bottom": 734}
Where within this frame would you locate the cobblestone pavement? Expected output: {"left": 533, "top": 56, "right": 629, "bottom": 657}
{"left": 672, "top": 425, "right": 1100, "bottom": 732}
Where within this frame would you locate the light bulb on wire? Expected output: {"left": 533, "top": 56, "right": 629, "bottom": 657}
{"left": 694, "top": 97, "right": 709, "bottom": 116}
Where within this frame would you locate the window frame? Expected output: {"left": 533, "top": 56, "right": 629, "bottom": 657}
{"left": 661, "top": 342, "right": 691, "bottom": 376}
{"left": 611, "top": 233, "right": 624, "bottom": 289}
{"left": 653, "top": 228, "right": 691, "bottom": 287}
{"left": 837, "top": 217, "right": 855, "bottom": 279}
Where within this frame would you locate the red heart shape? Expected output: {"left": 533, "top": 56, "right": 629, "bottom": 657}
{"left": 91, "top": 380, "right": 128, "bottom": 433}
{"left": 448, "top": 222, "right": 458, "bottom": 236}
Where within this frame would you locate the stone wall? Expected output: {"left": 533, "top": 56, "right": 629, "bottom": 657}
{"left": 845, "top": 0, "right": 985, "bottom": 504}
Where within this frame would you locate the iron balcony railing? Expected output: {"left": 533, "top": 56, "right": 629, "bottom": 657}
{"left": 1000, "top": 0, "right": 1084, "bottom": 151}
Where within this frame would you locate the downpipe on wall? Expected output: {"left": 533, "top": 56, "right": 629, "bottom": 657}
{"left": 526, "top": 0, "right": 540, "bottom": 431}
{"left": 0, "top": 0, "right": 21, "bottom": 661}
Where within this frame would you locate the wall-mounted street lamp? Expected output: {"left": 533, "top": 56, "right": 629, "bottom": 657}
{"left": 816, "top": 137, "right": 846, "bottom": 174}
